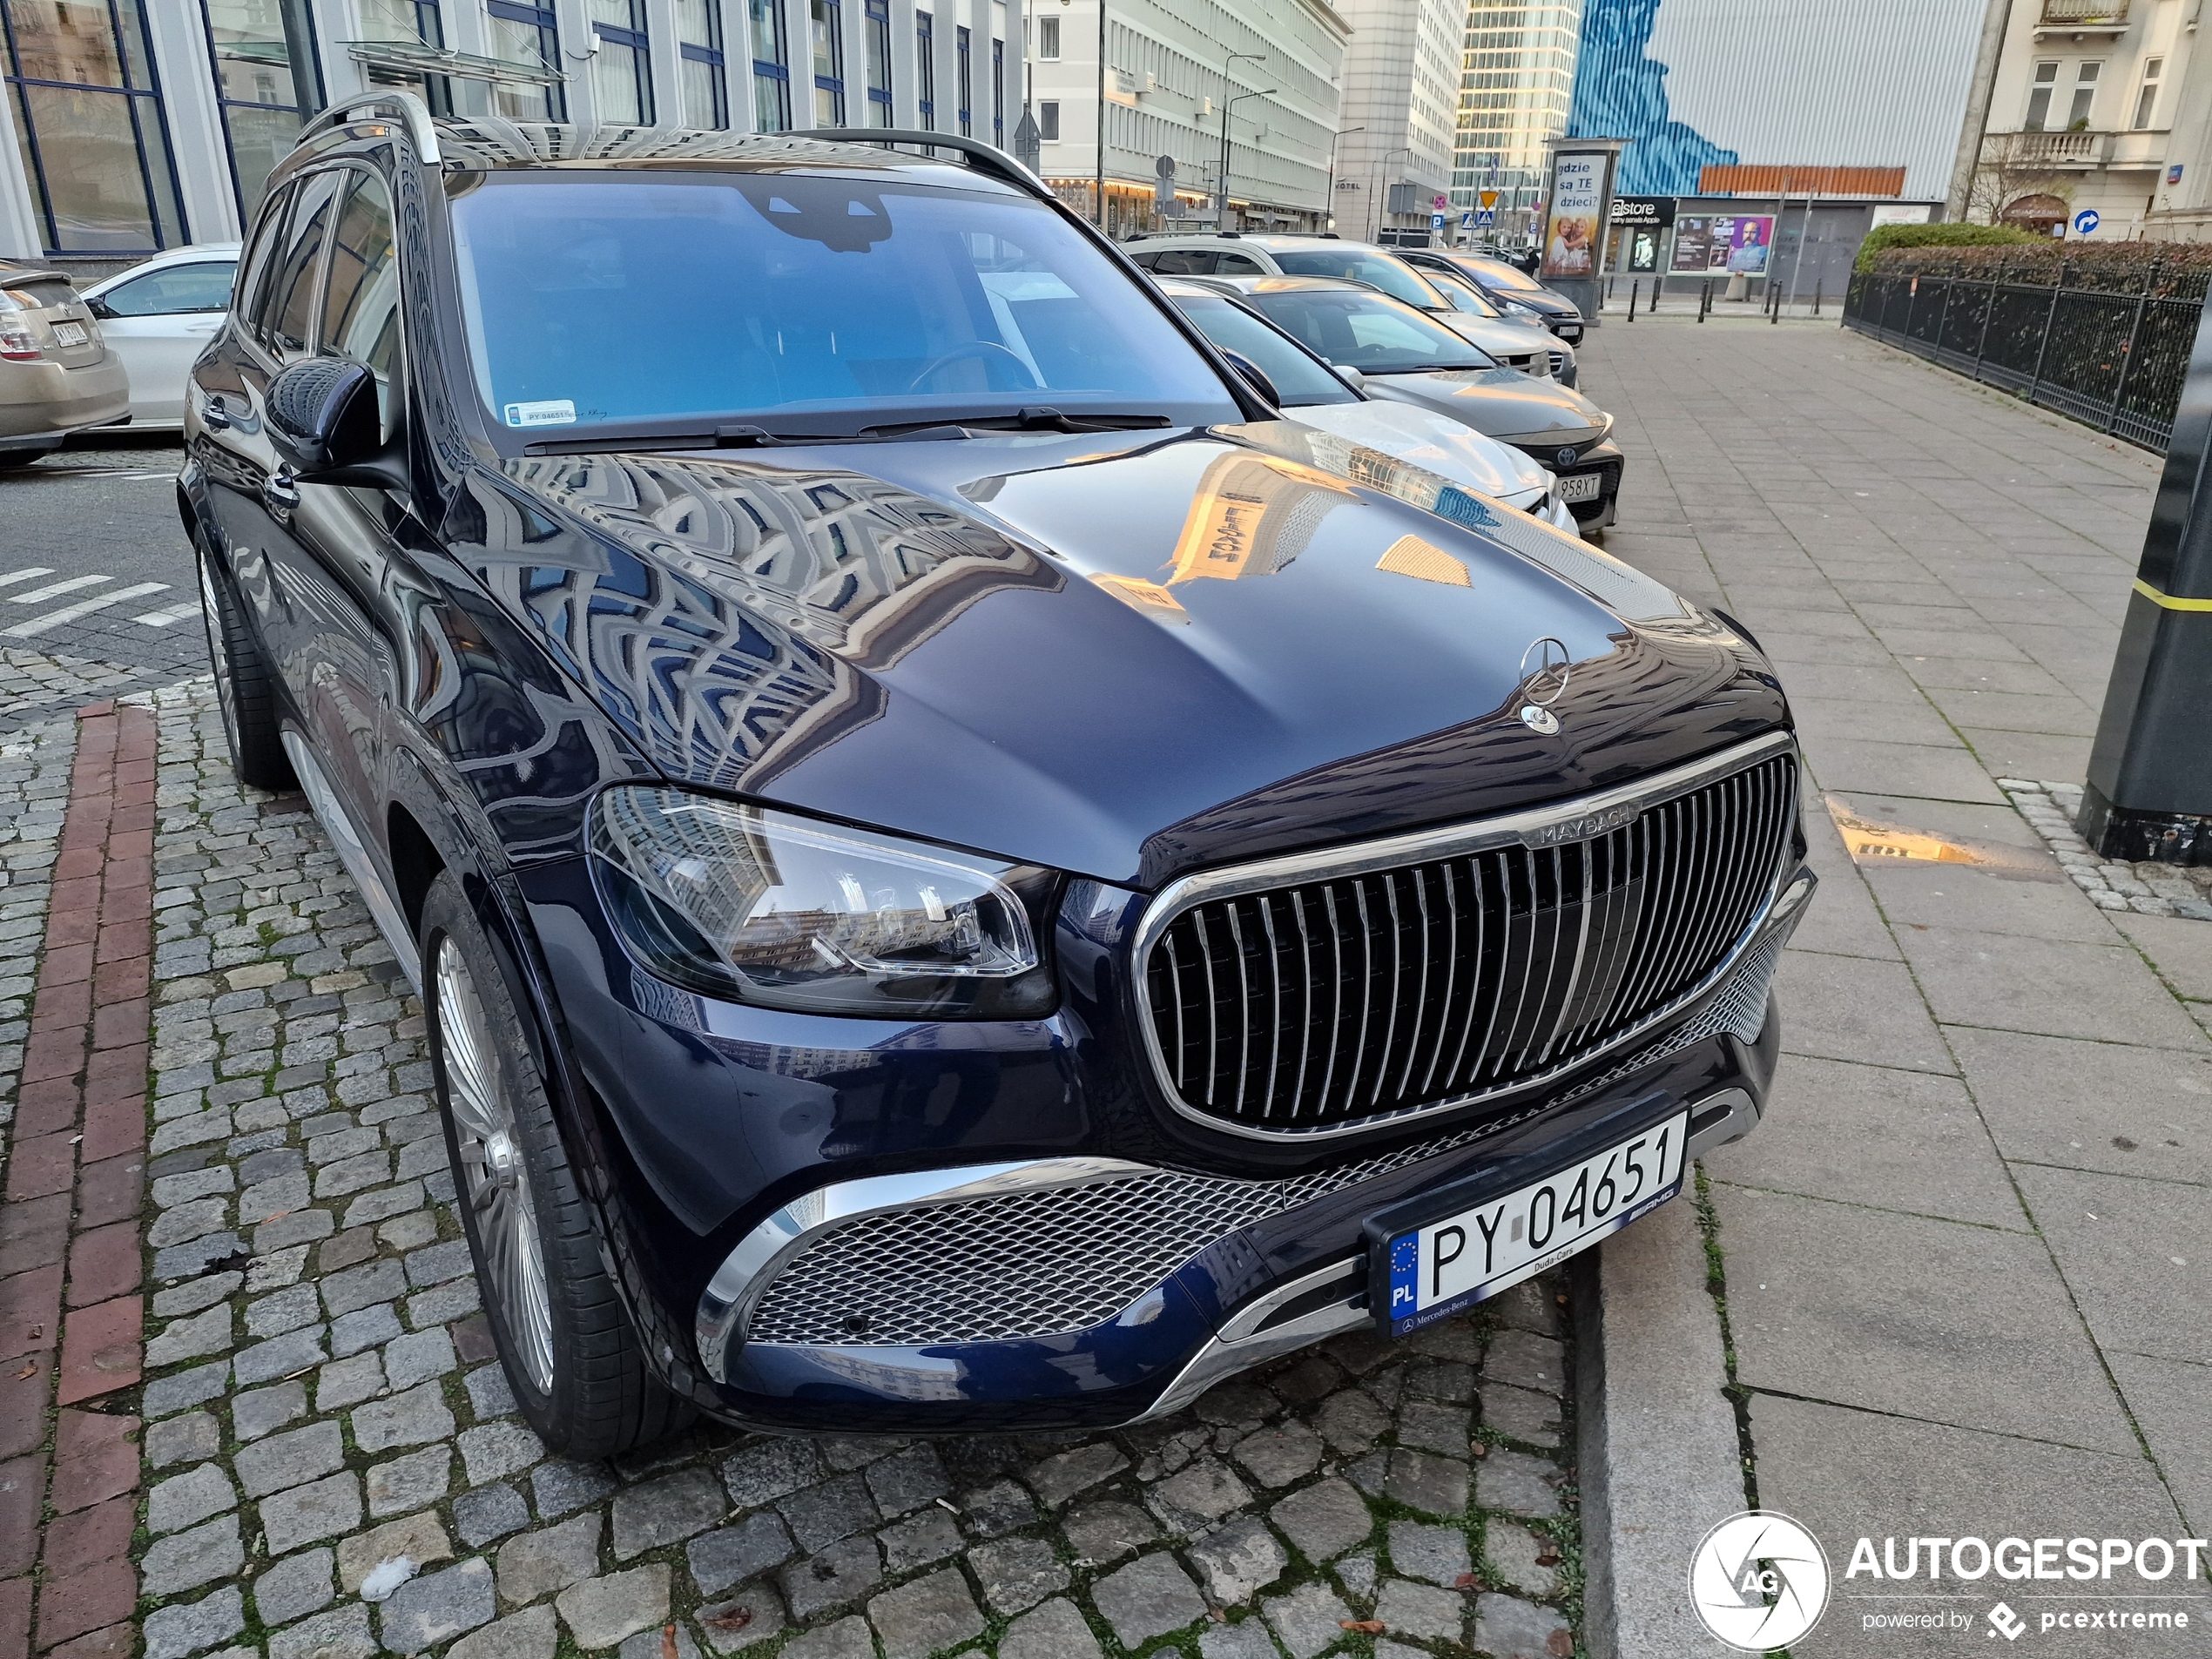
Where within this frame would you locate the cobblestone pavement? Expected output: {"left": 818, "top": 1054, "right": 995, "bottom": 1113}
{"left": 99, "top": 677, "right": 1587, "bottom": 1659}
{"left": 2004, "top": 779, "right": 2212, "bottom": 921}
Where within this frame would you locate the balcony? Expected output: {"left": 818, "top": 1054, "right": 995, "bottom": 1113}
{"left": 1981, "top": 128, "right": 2170, "bottom": 171}
{"left": 2035, "top": 0, "right": 2129, "bottom": 35}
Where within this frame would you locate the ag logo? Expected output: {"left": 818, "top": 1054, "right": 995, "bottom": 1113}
{"left": 1689, "top": 1510, "right": 1831, "bottom": 1651}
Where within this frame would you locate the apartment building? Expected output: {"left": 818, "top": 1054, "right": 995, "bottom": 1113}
{"left": 0, "top": 0, "right": 1016, "bottom": 266}
{"left": 1023, "top": 0, "right": 1348, "bottom": 236}
{"left": 1449, "top": 0, "right": 1578, "bottom": 243}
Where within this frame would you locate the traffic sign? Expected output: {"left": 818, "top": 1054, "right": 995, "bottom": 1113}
{"left": 1460, "top": 211, "right": 1473, "bottom": 227}
{"left": 1431, "top": 212, "right": 1447, "bottom": 231}
{"left": 2074, "top": 207, "right": 2101, "bottom": 235}
{"left": 1155, "top": 153, "right": 1176, "bottom": 208}
{"left": 1478, "top": 189, "right": 1499, "bottom": 213}
{"left": 1433, "top": 193, "right": 1448, "bottom": 210}
{"left": 1474, "top": 207, "right": 1496, "bottom": 226}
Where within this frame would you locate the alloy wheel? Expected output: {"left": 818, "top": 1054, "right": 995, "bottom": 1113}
{"left": 199, "top": 556, "right": 242, "bottom": 761}
{"left": 435, "top": 934, "right": 556, "bottom": 1392}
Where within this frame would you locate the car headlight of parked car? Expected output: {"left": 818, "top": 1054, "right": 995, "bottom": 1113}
{"left": 589, "top": 786, "right": 1057, "bottom": 1018}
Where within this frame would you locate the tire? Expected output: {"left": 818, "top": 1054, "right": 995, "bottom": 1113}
{"left": 421, "top": 870, "right": 691, "bottom": 1459}
{"left": 197, "top": 539, "right": 293, "bottom": 791}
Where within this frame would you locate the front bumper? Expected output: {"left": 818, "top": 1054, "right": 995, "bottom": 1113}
{"left": 527, "top": 853, "right": 1808, "bottom": 1433}
{"left": 1512, "top": 436, "right": 1623, "bottom": 531}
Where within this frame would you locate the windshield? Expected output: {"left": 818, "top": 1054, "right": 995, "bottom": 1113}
{"left": 448, "top": 172, "right": 1238, "bottom": 436}
{"left": 1467, "top": 257, "right": 1546, "bottom": 293}
{"left": 1167, "top": 292, "right": 1355, "bottom": 408}
{"left": 1418, "top": 266, "right": 1501, "bottom": 318}
{"left": 1240, "top": 289, "right": 1493, "bottom": 374}
{"left": 1268, "top": 248, "right": 1442, "bottom": 310}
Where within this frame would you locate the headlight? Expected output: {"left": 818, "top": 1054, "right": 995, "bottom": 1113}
{"left": 590, "top": 788, "right": 1056, "bottom": 1018}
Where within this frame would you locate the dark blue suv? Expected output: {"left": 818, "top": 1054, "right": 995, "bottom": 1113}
{"left": 179, "top": 96, "right": 1811, "bottom": 1455}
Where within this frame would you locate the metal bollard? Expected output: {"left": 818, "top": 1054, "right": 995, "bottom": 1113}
{"left": 1813, "top": 280, "right": 1823, "bottom": 317}
{"left": 1629, "top": 280, "right": 1639, "bottom": 320}
{"left": 1698, "top": 280, "right": 1710, "bottom": 321}
{"left": 1770, "top": 280, "right": 1779, "bottom": 324}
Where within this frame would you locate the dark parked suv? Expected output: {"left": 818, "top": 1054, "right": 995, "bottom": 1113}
{"left": 181, "top": 96, "right": 1811, "bottom": 1455}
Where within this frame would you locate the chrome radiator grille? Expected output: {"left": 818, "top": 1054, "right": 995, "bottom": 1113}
{"left": 1142, "top": 750, "right": 1797, "bottom": 1134}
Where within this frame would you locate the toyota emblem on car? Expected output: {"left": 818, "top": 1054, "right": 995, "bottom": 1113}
{"left": 1520, "top": 636, "right": 1571, "bottom": 733}
{"left": 1555, "top": 446, "right": 1579, "bottom": 469}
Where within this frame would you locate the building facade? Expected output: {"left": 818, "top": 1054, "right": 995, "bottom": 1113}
{"left": 1962, "top": 0, "right": 2212, "bottom": 241}
{"left": 1450, "top": 0, "right": 1577, "bottom": 244}
{"left": 1023, "top": 0, "right": 1347, "bottom": 237}
{"left": 0, "top": 0, "right": 1019, "bottom": 266}
{"left": 1332, "top": 0, "right": 1458, "bottom": 242}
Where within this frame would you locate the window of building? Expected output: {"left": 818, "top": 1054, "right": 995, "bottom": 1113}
{"left": 678, "top": 0, "right": 729, "bottom": 128}
{"left": 752, "top": 0, "right": 791, "bottom": 130}
{"left": 487, "top": 1, "right": 565, "bottom": 118}
{"left": 198, "top": 0, "right": 320, "bottom": 221}
{"left": 1038, "top": 97, "right": 1057, "bottom": 140}
{"left": 2069, "top": 60, "right": 2101, "bottom": 129}
{"left": 1036, "top": 14, "right": 1059, "bottom": 58}
{"left": 865, "top": 0, "right": 891, "bottom": 124}
{"left": 2, "top": 0, "right": 188, "bottom": 253}
{"left": 916, "top": 10, "right": 934, "bottom": 128}
{"left": 812, "top": 0, "right": 844, "bottom": 125}
{"left": 590, "top": 0, "right": 652, "bottom": 125}
{"left": 956, "top": 24, "right": 970, "bottom": 134}
{"left": 2025, "top": 60, "right": 2058, "bottom": 130}
{"left": 357, "top": 0, "right": 453, "bottom": 113}
{"left": 2134, "top": 57, "right": 2161, "bottom": 129}
{"left": 992, "top": 35, "right": 1002, "bottom": 144}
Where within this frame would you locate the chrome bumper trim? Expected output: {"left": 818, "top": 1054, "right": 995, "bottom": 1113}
{"left": 1126, "top": 1257, "right": 1369, "bottom": 1424}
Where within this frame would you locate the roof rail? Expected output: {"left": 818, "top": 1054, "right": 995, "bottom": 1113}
{"left": 784, "top": 128, "right": 1047, "bottom": 199}
{"left": 295, "top": 90, "right": 442, "bottom": 164}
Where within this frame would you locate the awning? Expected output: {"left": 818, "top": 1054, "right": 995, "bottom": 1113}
{"left": 342, "top": 38, "right": 565, "bottom": 88}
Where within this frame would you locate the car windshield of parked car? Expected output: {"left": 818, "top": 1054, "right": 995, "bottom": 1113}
{"left": 1239, "top": 289, "right": 1494, "bottom": 374}
{"left": 1416, "top": 266, "right": 1502, "bottom": 318}
{"left": 1266, "top": 248, "right": 1441, "bottom": 310}
{"left": 1166, "top": 292, "right": 1355, "bottom": 408}
{"left": 1466, "top": 256, "right": 1547, "bottom": 293}
{"left": 448, "top": 172, "right": 1239, "bottom": 436}
{"left": 98, "top": 260, "right": 236, "bottom": 316}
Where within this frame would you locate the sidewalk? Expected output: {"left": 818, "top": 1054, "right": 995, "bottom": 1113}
{"left": 1582, "top": 317, "right": 2212, "bottom": 1655}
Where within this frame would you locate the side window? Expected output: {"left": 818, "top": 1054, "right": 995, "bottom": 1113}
{"left": 1215, "top": 253, "right": 1265, "bottom": 275}
{"left": 1152, "top": 249, "right": 1216, "bottom": 274}
{"left": 264, "top": 172, "right": 345, "bottom": 356}
{"left": 318, "top": 170, "right": 402, "bottom": 434}
{"left": 1126, "top": 251, "right": 1160, "bottom": 270}
{"left": 99, "top": 262, "right": 238, "bottom": 317}
{"left": 235, "top": 185, "right": 294, "bottom": 336}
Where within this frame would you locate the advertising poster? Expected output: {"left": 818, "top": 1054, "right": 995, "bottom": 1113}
{"left": 1541, "top": 152, "right": 1608, "bottom": 278}
{"left": 1669, "top": 214, "right": 1775, "bottom": 273}
{"left": 1625, "top": 226, "right": 1662, "bottom": 272}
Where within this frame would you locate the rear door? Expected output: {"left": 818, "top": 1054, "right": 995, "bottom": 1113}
{"left": 91, "top": 260, "right": 235, "bottom": 423}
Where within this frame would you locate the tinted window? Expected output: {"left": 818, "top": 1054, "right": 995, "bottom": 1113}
{"left": 1168, "top": 293, "right": 1354, "bottom": 408}
{"left": 1149, "top": 249, "right": 1215, "bottom": 274}
{"left": 98, "top": 260, "right": 236, "bottom": 316}
{"left": 450, "top": 172, "right": 1238, "bottom": 435}
{"left": 236, "top": 185, "right": 294, "bottom": 336}
{"left": 1467, "top": 256, "right": 1546, "bottom": 292}
{"left": 1416, "top": 266, "right": 1500, "bottom": 317}
{"left": 1241, "top": 289, "right": 1492, "bottom": 374}
{"left": 265, "top": 171, "right": 344, "bottom": 354}
{"left": 1271, "top": 249, "right": 1440, "bottom": 309}
{"left": 1214, "top": 252, "right": 1265, "bottom": 274}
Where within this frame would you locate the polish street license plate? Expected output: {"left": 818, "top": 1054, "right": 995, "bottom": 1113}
{"left": 51, "top": 321, "right": 87, "bottom": 347}
{"left": 1373, "top": 1112, "right": 1688, "bottom": 1336}
{"left": 1556, "top": 471, "right": 1603, "bottom": 503}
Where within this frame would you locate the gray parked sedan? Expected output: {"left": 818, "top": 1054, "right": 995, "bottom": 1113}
{"left": 0, "top": 260, "right": 128, "bottom": 464}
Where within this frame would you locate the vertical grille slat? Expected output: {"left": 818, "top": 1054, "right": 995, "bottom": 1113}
{"left": 1146, "top": 751, "right": 1797, "bottom": 1133}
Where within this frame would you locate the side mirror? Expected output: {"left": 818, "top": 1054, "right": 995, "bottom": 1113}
{"left": 1220, "top": 349, "right": 1281, "bottom": 411}
{"left": 266, "top": 357, "right": 397, "bottom": 485}
{"left": 85, "top": 298, "right": 115, "bottom": 320}
{"left": 1336, "top": 365, "right": 1366, "bottom": 394}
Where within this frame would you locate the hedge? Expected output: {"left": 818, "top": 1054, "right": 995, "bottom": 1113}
{"left": 1852, "top": 222, "right": 2045, "bottom": 272}
{"left": 1864, "top": 237, "right": 2212, "bottom": 297}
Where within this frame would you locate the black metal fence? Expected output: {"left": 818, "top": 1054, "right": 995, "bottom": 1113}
{"left": 1843, "top": 262, "right": 2208, "bottom": 452}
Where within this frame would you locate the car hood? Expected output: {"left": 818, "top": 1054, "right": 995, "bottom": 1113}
{"left": 1433, "top": 313, "right": 1560, "bottom": 360}
{"left": 464, "top": 427, "right": 1782, "bottom": 887}
{"left": 1284, "top": 400, "right": 1551, "bottom": 502}
{"left": 1363, "top": 369, "right": 1610, "bottom": 449}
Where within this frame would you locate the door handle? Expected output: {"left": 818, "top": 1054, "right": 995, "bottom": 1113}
{"left": 201, "top": 394, "right": 230, "bottom": 430}
{"left": 262, "top": 469, "right": 301, "bottom": 510}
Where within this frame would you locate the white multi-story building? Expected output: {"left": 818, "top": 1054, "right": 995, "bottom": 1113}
{"left": 1450, "top": 0, "right": 1576, "bottom": 242}
{"left": 0, "top": 0, "right": 1022, "bottom": 266}
{"left": 1332, "top": 0, "right": 1460, "bottom": 243}
{"left": 1022, "top": 0, "right": 1348, "bottom": 236}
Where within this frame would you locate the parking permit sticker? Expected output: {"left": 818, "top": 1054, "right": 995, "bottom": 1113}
{"left": 503, "top": 399, "right": 577, "bottom": 428}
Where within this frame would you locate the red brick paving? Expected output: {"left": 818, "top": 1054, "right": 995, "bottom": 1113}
{"left": 0, "top": 703, "right": 156, "bottom": 1649}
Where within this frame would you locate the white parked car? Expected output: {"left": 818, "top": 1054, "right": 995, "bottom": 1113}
{"left": 1157, "top": 278, "right": 1580, "bottom": 533}
{"left": 78, "top": 243, "right": 240, "bottom": 427}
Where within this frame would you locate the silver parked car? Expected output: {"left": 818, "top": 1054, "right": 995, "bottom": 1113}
{"left": 1126, "top": 233, "right": 1575, "bottom": 384}
{"left": 0, "top": 260, "right": 128, "bottom": 464}
{"left": 78, "top": 243, "right": 241, "bottom": 427}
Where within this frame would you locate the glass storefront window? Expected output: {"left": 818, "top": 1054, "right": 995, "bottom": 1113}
{"left": 3, "top": 0, "right": 187, "bottom": 253}
{"left": 677, "top": 0, "right": 727, "bottom": 128}
{"left": 487, "top": 0, "right": 565, "bottom": 119}
{"left": 809, "top": 0, "right": 841, "bottom": 126}
{"left": 864, "top": 0, "right": 889, "bottom": 125}
{"left": 750, "top": 0, "right": 789, "bottom": 131}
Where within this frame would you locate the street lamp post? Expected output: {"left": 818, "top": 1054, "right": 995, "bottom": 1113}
{"left": 1368, "top": 144, "right": 1411, "bottom": 241}
{"left": 1324, "top": 125, "right": 1364, "bottom": 232}
{"left": 1216, "top": 51, "right": 1264, "bottom": 225}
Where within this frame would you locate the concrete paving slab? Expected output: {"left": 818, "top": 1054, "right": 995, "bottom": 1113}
{"left": 1772, "top": 950, "right": 1957, "bottom": 1075}
{"left": 2010, "top": 1163, "right": 2212, "bottom": 1367}
{"left": 1956, "top": 727, "right": 2094, "bottom": 787}
{"left": 1895, "top": 927, "right": 2211, "bottom": 1049}
{"left": 2101, "top": 1351, "right": 2212, "bottom": 1534}
{"left": 1801, "top": 736, "right": 2008, "bottom": 806}
{"left": 2113, "top": 914, "right": 2212, "bottom": 1005}
{"left": 1712, "top": 1183, "right": 2139, "bottom": 1452}
{"left": 1704, "top": 1055, "right": 2026, "bottom": 1230}
{"left": 1787, "top": 820, "right": 1900, "bottom": 963}
{"left": 1945, "top": 1027, "right": 2212, "bottom": 1187}
{"left": 1853, "top": 858, "right": 2114, "bottom": 947}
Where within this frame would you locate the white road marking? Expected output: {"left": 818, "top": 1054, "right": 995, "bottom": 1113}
{"left": 0, "top": 568, "right": 57, "bottom": 588}
{"left": 4, "top": 583, "right": 169, "bottom": 637}
{"left": 131, "top": 602, "right": 203, "bottom": 627}
{"left": 10, "top": 574, "right": 111, "bottom": 604}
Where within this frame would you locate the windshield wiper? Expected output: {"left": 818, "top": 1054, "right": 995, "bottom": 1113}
{"left": 857, "top": 407, "right": 1174, "bottom": 439}
{"left": 522, "top": 408, "right": 1171, "bottom": 455}
{"left": 523, "top": 422, "right": 816, "bottom": 455}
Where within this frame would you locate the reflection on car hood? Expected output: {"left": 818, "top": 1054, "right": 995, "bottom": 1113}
{"left": 1433, "top": 313, "right": 1561, "bottom": 359}
{"left": 1363, "top": 368, "right": 1609, "bottom": 448}
{"left": 1280, "top": 400, "right": 1550, "bottom": 500}
{"left": 465, "top": 429, "right": 1780, "bottom": 886}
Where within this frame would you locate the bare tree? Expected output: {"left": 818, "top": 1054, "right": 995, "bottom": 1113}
{"left": 1967, "top": 132, "right": 2073, "bottom": 226}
